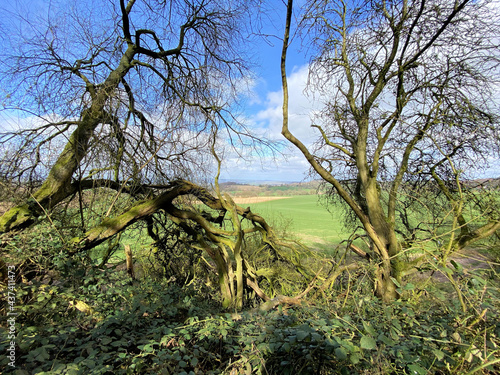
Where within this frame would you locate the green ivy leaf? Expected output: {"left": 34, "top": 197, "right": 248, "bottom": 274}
{"left": 432, "top": 349, "right": 445, "bottom": 361}
{"left": 82, "top": 359, "right": 96, "bottom": 369}
{"left": 311, "top": 332, "right": 322, "bottom": 342}
{"left": 362, "top": 321, "right": 376, "bottom": 336}
{"left": 296, "top": 330, "right": 309, "bottom": 342}
{"left": 350, "top": 353, "right": 362, "bottom": 364}
{"left": 335, "top": 347, "right": 348, "bottom": 360}
{"left": 390, "top": 277, "right": 401, "bottom": 288}
{"left": 101, "top": 337, "right": 112, "bottom": 345}
{"left": 407, "top": 364, "right": 428, "bottom": 375}
{"left": 378, "top": 334, "right": 395, "bottom": 346}
{"left": 360, "top": 335, "right": 377, "bottom": 350}
{"left": 450, "top": 260, "right": 463, "bottom": 272}
{"left": 403, "top": 282, "right": 415, "bottom": 291}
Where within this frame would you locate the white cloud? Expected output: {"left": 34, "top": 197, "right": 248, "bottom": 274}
{"left": 219, "top": 153, "right": 312, "bottom": 183}
{"left": 0, "top": 64, "right": 327, "bottom": 183}
{"left": 220, "top": 63, "right": 324, "bottom": 182}
{"left": 253, "top": 64, "right": 322, "bottom": 144}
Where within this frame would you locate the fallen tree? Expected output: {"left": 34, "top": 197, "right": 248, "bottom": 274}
{"left": 52, "top": 178, "right": 311, "bottom": 309}
{"left": 0, "top": 0, "right": 297, "bottom": 310}
{"left": 0, "top": 0, "right": 261, "bottom": 233}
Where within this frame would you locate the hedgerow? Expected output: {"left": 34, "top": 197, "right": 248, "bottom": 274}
{"left": 1, "top": 220, "right": 499, "bottom": 374}
{"left": 1, "top": 254, "right": 499, "bottom": 374}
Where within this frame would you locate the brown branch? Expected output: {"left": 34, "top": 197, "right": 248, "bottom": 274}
{"left": 124, "top": 244, "right": 135, "bottom": 280}
{"left": 246, "top": 279, "right": 270, "bottom": 302}
{"left": 73, "top": 180, "right": 275, "bottom": 255}
{"left": 67, "top": 178, "right": 318, "bottom": 311}
{"left": 456, "top": 220, "right": 500, "bottom": 250}
{"left": 253, "top": 294, "right": 305, "bottom": 313}
{"left": 243, "top": 266, "right": 324, "bottom": 315}
{"left": 314, "top": 263, "right": 360, "bottom": 297}
{"left": 348, "top": 244, "right": 370, "bottom": 259}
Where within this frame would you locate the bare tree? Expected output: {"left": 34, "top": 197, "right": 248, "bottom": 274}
{"left": 0, "top": 0, "right": 260, "bottom": 231}
{"left": 0, "top": 0, "right": 297, "bottom": 309}
{"left": 281, "top": 0, "right": 500, "bottom": 301}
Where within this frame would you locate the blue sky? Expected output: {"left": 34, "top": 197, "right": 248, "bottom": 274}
{"left": 0, "top": 0, "right": 313, "bottom": 183}
{"left": 218, "top": 0, "right": 318, "bottom": 183}
{"left": 1, "top": 0, "right": 498, "bottom": 183}
{"left": 220, "top": 0, "right": 500, "bottom": 183}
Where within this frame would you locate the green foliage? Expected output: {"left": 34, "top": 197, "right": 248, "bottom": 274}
{"left": 2, "top": 269, "right": 498, "bottom": 374}
{"left": 1, "top": 239, "right": 499, "bottom": 375}
{"left": 1, "top": 194, "right": 499, "bottom": 374}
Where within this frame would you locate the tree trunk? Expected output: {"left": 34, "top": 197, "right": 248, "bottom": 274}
{"left": 361, "top": 177, "right": 401, "bottom": 301}
{"left": 124, "top": 245, "right": 135, "bottom": 280}
{"left": 0, "top": 256, "right": 7, "bottom": 283}
{"left": 0, "top": 45, "right": 136, "bottom": 233}
{"left": 375, "top": 265, "right": 399, "bottom": 303}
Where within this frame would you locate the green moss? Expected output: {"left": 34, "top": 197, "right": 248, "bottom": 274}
{"left": 0, "top": 204, "right": 34, "bottom": 232}
{"left": 79, "top": 200, "right": 151, "bottom": 246}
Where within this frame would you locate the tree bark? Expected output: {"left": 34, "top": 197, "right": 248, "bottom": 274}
{"left": 281, "top": 0, "right": 399, "bottom": 302}
{"left": 124, "top": 245, "right": 135, "bottom": 280}
{"left": 0, "top": 45, "right": 137, "bottom": 233}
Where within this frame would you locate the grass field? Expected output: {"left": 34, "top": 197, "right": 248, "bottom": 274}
{"left": 245, "top": 195, "right": 355, "bottom": 247}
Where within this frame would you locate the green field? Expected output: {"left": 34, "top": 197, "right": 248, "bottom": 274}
{"left": 247, "top": 195, "right": 354, "bottom": 246}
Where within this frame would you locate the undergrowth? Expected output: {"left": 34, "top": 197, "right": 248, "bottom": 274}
{"left": 1, "top": 224, "right": 499, "bottom": 374}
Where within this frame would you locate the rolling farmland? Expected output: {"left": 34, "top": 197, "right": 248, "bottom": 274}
{"left": 244, "top": 195, "right": 353, "bottom": 246}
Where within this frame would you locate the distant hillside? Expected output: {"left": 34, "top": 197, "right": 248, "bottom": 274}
{"left": 219, "top": 180, "right": 322, "bottom": 197}
{"left": 465, "top": 178, "right": 500, "bottom": 189}
{"left": 218, "top": 177, "right": 499, "bottom": 198}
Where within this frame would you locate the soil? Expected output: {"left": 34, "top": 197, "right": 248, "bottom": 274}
{"left": 232, "top": 196, "right": 291, "bottom": 204}
{"left": 413, "top": 248, "right": 498, "bottom": 283}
